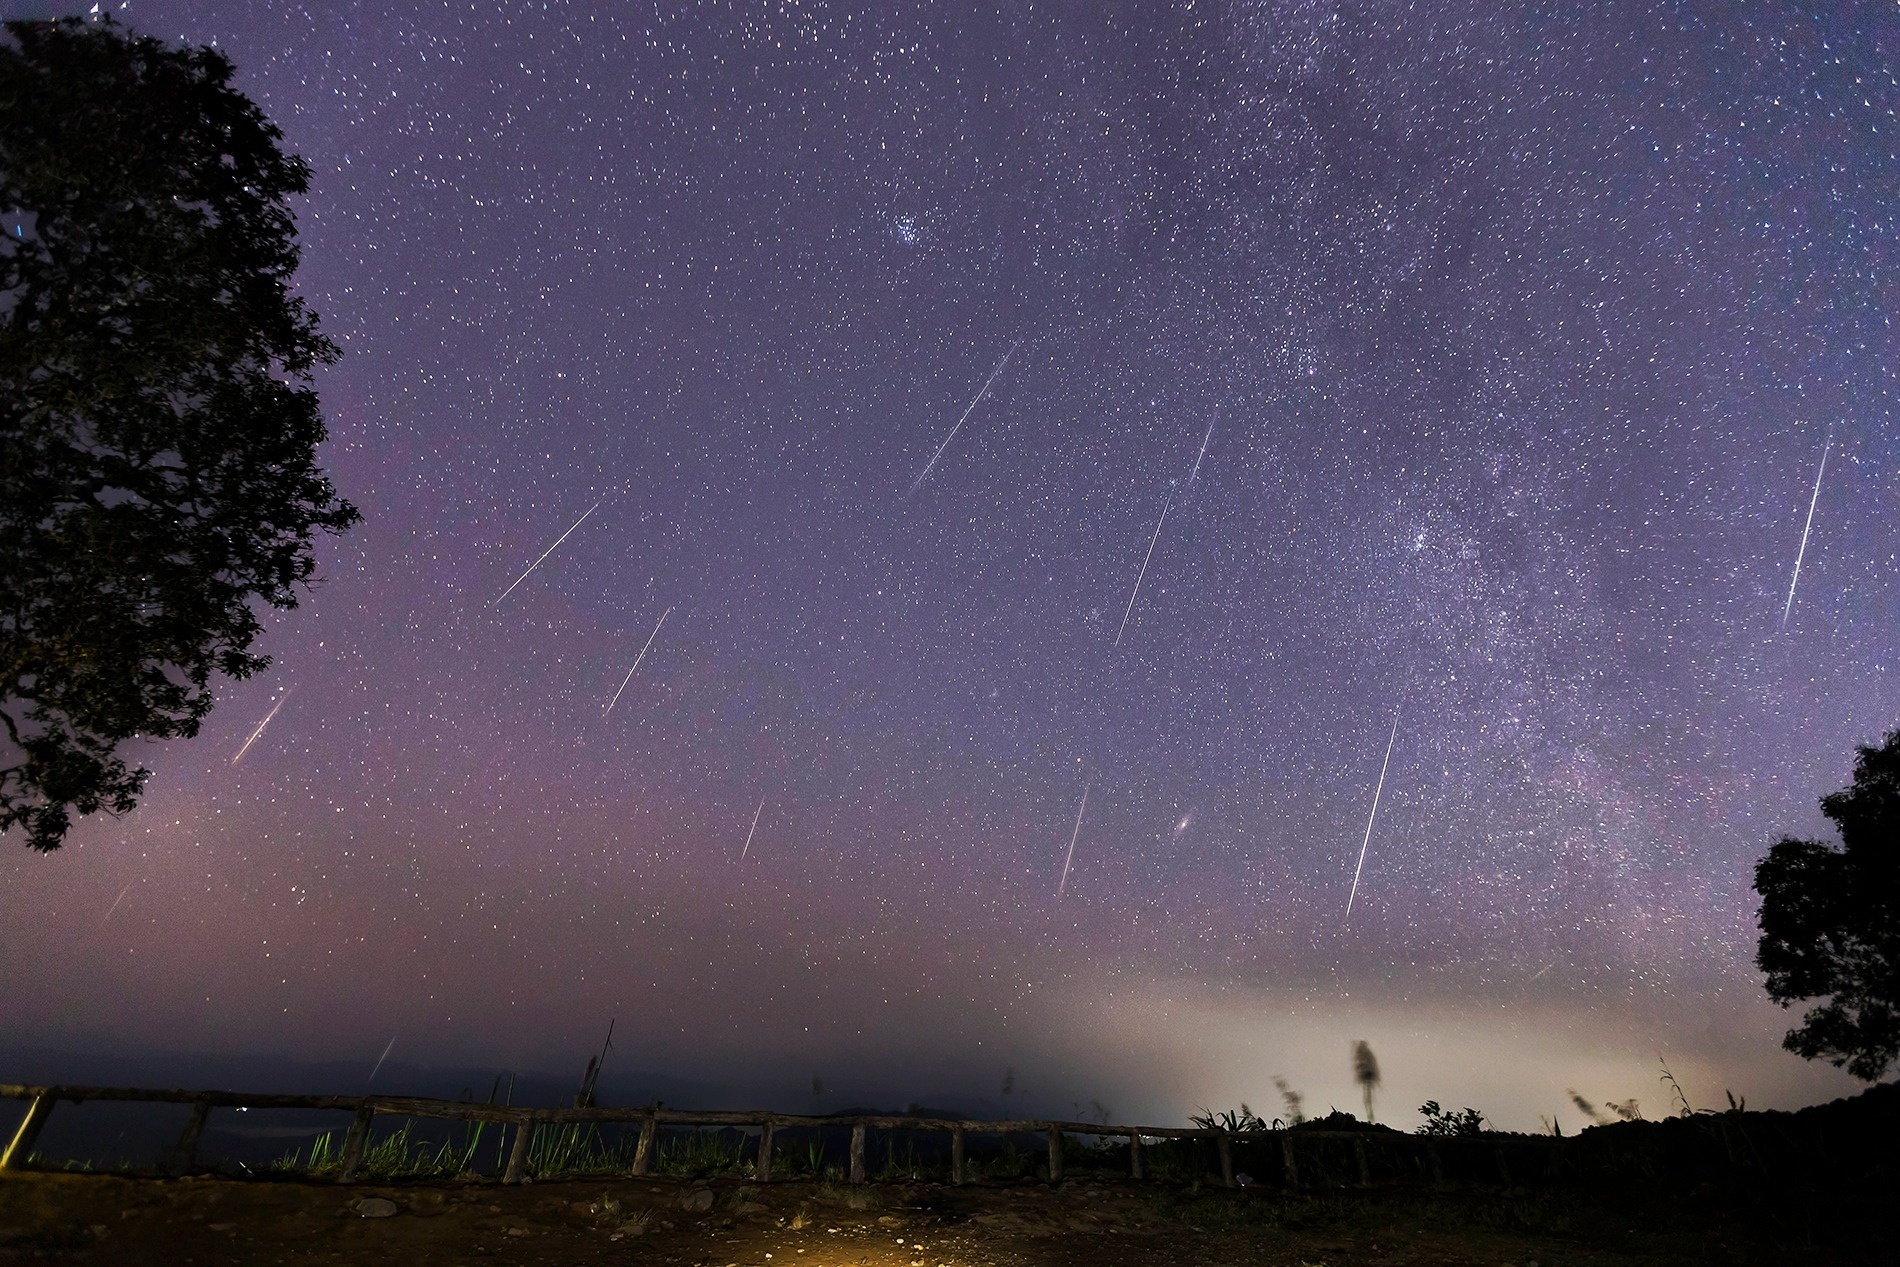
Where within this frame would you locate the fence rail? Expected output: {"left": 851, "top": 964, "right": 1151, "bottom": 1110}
{"left": 0, "top": 1082, "right": 1555, "bottom": 1188}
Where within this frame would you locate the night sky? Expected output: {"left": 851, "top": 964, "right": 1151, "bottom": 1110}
{"left": 4, "top": 0, "right": 1896, "bottom": 1130}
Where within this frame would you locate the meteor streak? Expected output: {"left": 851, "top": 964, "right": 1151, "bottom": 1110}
{"left": 910, "top": 339, "right": 1021, "bottom": 492}
{"left": 1188, "top": 409, "right": 1217, "bottom": 485}
{"left": 492, "top": 497, "right": 604, "bottom": 606}
{"left": 1056, "top": 784, "right": 1090, "bottom": 899}
{"left": 739, "top": 797, "right": 765, "bottom": 860}
{"left": 100, "top": 881, "right": 134, "bottom": 925}
{"left": 232, "top": 691, "right": 290, "bottom": 765}
{"left": 1114, "top": 494, "right": 1172, "bottom": 646}
{"left": 1345, "top": 707, "right": 1401, "bottom": 921}
{"left": 605, "top": 606, "right": 674, "bottom": 714}
{"left": 1781, "top": 438, "right": 1831, "bottom": 631}
{"left": 367, "top": 1037, "right": 396, "bottom": 1085}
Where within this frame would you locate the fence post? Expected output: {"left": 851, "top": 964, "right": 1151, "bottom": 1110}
{"left": 1493, "top": 1142, "right": 1511, "bottom": 1186}
{"left": 1046, "top": 1126, "right": 1064, "bottom": 1182}
{"left": 1426, "top": 1138, "right": 1445, "bottom": 1188}
{"left": 1216, "top": 1130, "right": 1234, "bottom": 1188}
{"left": 632, "top": 1111, "right": 656, "bottom": 1176}
{"left": 848, "top": 1124, "right": 867, "bottom": 1184}
{"left": 1128, "top": 1131, "right": 1143, "bottom": 1180}
{"left": 0, "top": 1094, "right": 55, "bottom": 1171}
{"left": 755, "top": 1122, "right": 774, "bottom": 1182}
{"left": 950, "top": 1127, "right": 965, "bottom": 1185}
{"left": 1280, "top": 1133, "right": 1300, "bottom": 1189}
{"left": 166, "top": 1100, "right": 213, "bottom": 1175}
{"left": 1353, "top": 1136, "right": 1371, "bottom": 1188}
{"left": 337, "top": 1106, "right": 376, "bottom": 1183}
{"left": 503, "top": 1114, "right": 536, "bottom": 1184}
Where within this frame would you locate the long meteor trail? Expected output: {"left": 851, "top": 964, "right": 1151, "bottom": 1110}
{"left": 1056, "top": 784, "right": 1090, "bottom": 900}
{"left": 1345, "top": 707, "right": 1401, "bottom": 921}
{"left": 1781, "top": 438, "right": 1831, "bottom": 631}
{"left": 232, "top": 691, "right": 290, "bottom": 765}
{"left": 739, "top": 798, "right": 765, "bottom": 860}
{"left": 911, "top": 339, "right": 1021, "bottom": 492}
{"left": 605, "top": 606, "right": 674, "bottom": 714}
{"left": 492, "top": 497, "right": 604, "bottom": 606}
{"left": 1114, "top": 494, "right": 1172, "bottom": 646}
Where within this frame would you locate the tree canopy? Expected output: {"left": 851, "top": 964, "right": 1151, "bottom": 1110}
{"left": 1755, "top": 729, "right": 1900, "bottom": 1081}
{"left": 0, "top": 18, "right": 358, "bottom": 851}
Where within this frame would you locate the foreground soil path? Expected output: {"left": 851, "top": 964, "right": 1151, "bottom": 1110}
{"left": 0, "top": 1171, "right": 1848, "bottom": 1266}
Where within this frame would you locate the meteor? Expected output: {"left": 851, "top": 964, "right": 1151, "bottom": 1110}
{"left": 492, "top": 497, "right": 604, "bottom": 606}
{"left": 367, "top": 1037, "right": 396, "bottom": 1086}
{"left": 1188, "top": 409, "right": 1217, "bottom": 485}
{"left": 1781, "top": 438, "right": 1831, "bottom": 631}
{"left": 232, "top": 691, "right": 290, "bottom": 765}
{"left": 911, "top": 339, "right": 1022, "bottom": 492}
{"left": 100, "top": 881, "right": 134, "bottom": 925}
{"left": 1345, "top": 707, "right": 1401, "bottom": 921}
{"left": 1056, "top": 784, "right": 1090, "bottom": 900}
{"left": 1114, "top": 494, "right": 1172, "bottom": 646}
{"left": 739, "top": 797, "right": 765, "bottom": 860}
{"left": 605, "top": 606, "right": 674, "bottom": 714}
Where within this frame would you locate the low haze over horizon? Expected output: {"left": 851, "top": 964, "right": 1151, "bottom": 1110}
{"left": 3, "top": 0, "right": 1894, "bottom": 1131}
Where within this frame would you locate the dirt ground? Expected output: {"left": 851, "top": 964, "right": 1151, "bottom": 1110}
{"left": 0, "top": 1171, "right": 1866, "bottom": 1267}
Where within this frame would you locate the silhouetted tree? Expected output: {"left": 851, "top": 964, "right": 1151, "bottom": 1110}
{"left": 0, "top": 18, "right": 357, "bottom": 850}
{"left": 1755, "top": 729, "right": 1900, "bottom": 1081}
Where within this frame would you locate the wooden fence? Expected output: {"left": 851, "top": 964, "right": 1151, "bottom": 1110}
{"left": 0, "top": 1083, "right": 1557, "bottom": 1189}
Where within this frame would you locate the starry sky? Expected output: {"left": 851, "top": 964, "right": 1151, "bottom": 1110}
{"left": 3, "top": 0, "right": 1896, "bottom": 1130}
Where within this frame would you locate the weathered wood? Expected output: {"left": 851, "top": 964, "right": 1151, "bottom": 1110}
{"left": 631, "top": 1112, "right": 656, "bottom": 1176}
{"left": 1047, "top": 1127, "right": 1064, "bottom": 1182}
{"left": 754, "top": 1122, "right": 774, "bottom": 1182}
{"left": 166, "top": 1100, "right": 213, "bottom": 1174}
{"left": 337, "top": 1106, "right": 376, "bottom": 1183}
{"left": 1216, "top": 1130, "right": 1234, "bottom": 1188}
{"left": 0, "top": 1094, "right": 54, "bottom": 1171}
{"left": 1353, "top": 1136, "right": 1370, "bottom": 1188}
{"left": 950, "top": 1127, "right": 965, "bottom": 1185}
{"left": 503, "top": 1117, "right": 537, "bottom": 1184}
{"left": 848, "top": 1124, "right": 866, "bottom": 1184}
{"left": 0, "top": 1080, "right": 1555, "bottom": 1194}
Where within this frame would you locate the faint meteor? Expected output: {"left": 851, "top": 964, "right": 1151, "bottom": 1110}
{"left": 739, "top": 798, "right": 765, "bottom": 860}
{"left": 100, "top": 880, "right": 134, "bottom": 925}
{"left": 1114, "top": 493, "right": 1172, "bottom": 646}
{"left": 492, "top": 497, "right": 603, "bottom": 606}
{"left": 910, "top": 339, "right": 1021, "bottom": 492}
{"left": 367, "top": 1037, "right": 396, "bottom": 1086}
{"left": 1345, "top": 707, "right": 1401, "bottom": 922}
{"left": 1781, "top": 438, "right": 1831, "bottom": 631}
{"left": 1188, "top": 409, "right": 1217, "bottom": 485}
{"left": 604, "top": 606, "right": 674, "bottom": 714}
{"left": 1056, "top": 784, "right": 1090, "bottom": 900}
{"left": 232, "top": 690, "right": 290, "bottom": 765}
